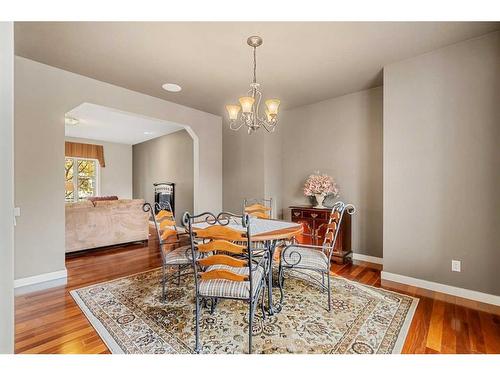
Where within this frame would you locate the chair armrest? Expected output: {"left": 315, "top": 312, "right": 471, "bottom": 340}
{"left": 282, "top": 243, "right": 325, "bottom": 251}
{"left": 280, "top": 243, "right": 329, "bottom": 267}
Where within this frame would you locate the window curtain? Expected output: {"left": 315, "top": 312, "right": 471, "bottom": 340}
{"left": 65, "top": 141, "right": 106, "bottom": 167}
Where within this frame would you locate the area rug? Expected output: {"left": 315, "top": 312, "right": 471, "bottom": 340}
{"left": 70, "top": 268, "right": 418, "bottom": 354}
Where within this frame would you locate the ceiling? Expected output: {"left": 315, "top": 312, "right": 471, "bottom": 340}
{"left": 15, "top": 22, "right": 500, "bottom": 116}
{"left": 65, "top": 103, "right": 184, "bottom": 145}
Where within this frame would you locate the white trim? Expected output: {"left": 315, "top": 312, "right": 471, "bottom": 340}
{"left": 182, "top": 125, "right": 199, "bottom": 213}
{"left": 14, "top": 268, "right": 67, "bottom": 289}
{"left": 381, "top": 271, "right": 500, "bottom": 307}
{"left": 352, "top": 253, "right": 383, "bottom": 265}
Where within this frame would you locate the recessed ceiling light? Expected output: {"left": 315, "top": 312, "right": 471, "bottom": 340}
{"left": 143, "top": 131, "right": 154, "bottom": 135}
{"left": 65, "top": 116, "right": 79, "bottom": 126}
{"left": 162, "top": 83, "right": 182, "bottom": 92}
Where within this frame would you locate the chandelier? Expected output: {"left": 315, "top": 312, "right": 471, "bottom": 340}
{"left": 225, "top": 36, "right": 280, "bottom": 134}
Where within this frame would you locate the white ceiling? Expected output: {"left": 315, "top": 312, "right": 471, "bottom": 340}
{"left": 15, "top": 22, "right": 500, "bottom": 116}
{"left": 65, "top": 103, "right": 184, "bottom": 144}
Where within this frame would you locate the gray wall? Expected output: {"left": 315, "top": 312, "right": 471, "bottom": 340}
{"left": 281, "top": 88, "right": 383, "bottom": 257}
{"left": 133, "top": 130, "right": 194, "bottom": 222}
{"left": 263, "top": 122, "right": 284, "bottom": 218}
{"left": 222, "top": 88, "right": 383, "bottom": 257}
{"left": 0, "top": 22, "right": 14, "bottom": 353}
{"left": 223, "top": 125, "right": 266, "bottom": 214}
{"left": 222, "top": 122, "right": 284, "bottom": 218}
{"left": 65, "top": 137, "right": 133, "bottom": 199}
{"left": 383, "top": 31, "right": 500, "bottom": 295}
{"left": 14, "top": 57, "right": 221, "bottom": 281}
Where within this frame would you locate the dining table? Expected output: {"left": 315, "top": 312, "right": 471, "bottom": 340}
{"left": 192, "top": 217, "right": 303, "bottom": 315}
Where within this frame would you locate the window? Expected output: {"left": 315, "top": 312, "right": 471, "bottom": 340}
{"left": 65, "top": 157, "right": 99, "bottom": 202}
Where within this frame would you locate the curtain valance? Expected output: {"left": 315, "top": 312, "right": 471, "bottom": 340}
{"left": 65, "top": 141, "right": 105, "bottom": 167}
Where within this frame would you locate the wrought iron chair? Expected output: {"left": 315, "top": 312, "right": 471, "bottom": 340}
{"left": 143, "top": 201, "right": 192, "bottom": 302}
{"left": 278, "top": 201, "right": 355, "bottom": 311}
{"left": 182, "top": 211, "right": 267, "bottom": 354}
{"left": 243, "top": 198, "right": 274, "bottom": 257}
{"left": 243, "top": 198, "right": 273, "bottom": 219}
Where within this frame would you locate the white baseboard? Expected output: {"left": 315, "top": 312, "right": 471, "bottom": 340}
{"left": 14, "top": 268, "right": 67, "bottom": 289}
{"left": 381, "top": 271, "right": 500, "bottom": 307}
{"left": 352, "top": 253, "right": 383, "bottom": 265}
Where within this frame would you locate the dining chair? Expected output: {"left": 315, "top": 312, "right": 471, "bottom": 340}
{"left": 243, "top": 198, "right": 273, "bottom": 219}
{"left": 278, "top": 201, "right": 355, "bottom": 311}
{"left": 182, "top": 211, "right": 267, "bottom": 354}
{"left": 143, "top": 201, "right": 192, "bottom": 302}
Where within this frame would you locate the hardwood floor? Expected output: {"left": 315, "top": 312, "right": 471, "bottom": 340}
{"left": 15, "top": 235, "right": 500, "bottom": 354}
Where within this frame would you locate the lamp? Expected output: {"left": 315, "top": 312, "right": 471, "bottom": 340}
{"left": 225, "top": 36, "right": 281, "bottom": 134}
{"left": 225, "top": 105, "right": 241, "bottom": 120}
{"left": 265, "top": 99, "right": 280, "bottom": 115}
{"left": 238, "top": 97, "right": 255, "bottom": 113}
{"left": 65, "top": 116, "right": 79, "bottom": 126}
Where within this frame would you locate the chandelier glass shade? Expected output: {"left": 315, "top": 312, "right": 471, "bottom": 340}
{"left": 226, "top": 36, "right": 280, "bottom": 134}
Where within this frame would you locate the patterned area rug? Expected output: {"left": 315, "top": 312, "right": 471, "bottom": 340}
{"left": 71, "top": 268, "right": 418, "bottom": 354}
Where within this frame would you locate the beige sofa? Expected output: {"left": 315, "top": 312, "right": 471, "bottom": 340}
{"left": 65, "top": 199, "right": 149, "bottom": 253}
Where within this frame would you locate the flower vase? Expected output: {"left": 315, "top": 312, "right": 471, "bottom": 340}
{"left": 314, "top": 194, "right": 326, "bottom": 209}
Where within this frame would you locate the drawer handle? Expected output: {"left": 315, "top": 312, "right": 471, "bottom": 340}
{"left": 311, "top": 213, "right": 318, "bottom": 218}
{"left": 293, "top": 212, "right": 300, "bottom": 217}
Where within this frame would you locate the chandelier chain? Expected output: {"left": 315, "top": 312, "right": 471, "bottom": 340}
{"left": 253, "top": 46, "right": 257, "bottom": 84}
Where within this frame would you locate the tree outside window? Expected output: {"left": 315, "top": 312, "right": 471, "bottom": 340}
{"left": 65, "top": 157, "right": 99, "bottom": 202}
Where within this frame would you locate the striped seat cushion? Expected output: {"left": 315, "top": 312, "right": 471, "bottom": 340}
{"left": 198, "top": 264, "right": 265, "bottom": 299}
{"left": 163, "top": 245, "right": 192, "bottom": 265}
{"left": 281, "top": 246, "right": 329, "bottom": 271}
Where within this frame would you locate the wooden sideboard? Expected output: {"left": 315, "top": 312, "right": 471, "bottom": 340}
{"left": 289, "top": 205, "right": 352, "bottom": 264}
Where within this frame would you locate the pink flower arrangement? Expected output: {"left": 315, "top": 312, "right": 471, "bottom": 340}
{"left": 303, "top": 172, "right": 339, "bottom": 197}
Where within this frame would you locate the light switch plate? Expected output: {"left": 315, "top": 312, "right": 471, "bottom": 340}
{"left": 14, "top": 207, "right": 21, "bottom": 217}
{"left": 452, "top": 260, "right": 461, "bottom": 272}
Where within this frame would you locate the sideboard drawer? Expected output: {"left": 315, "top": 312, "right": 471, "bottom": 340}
{"left": 291, "top": 209, "right": 302, "bottom": 219}
{"left": 302, "top": 210, "right": 328, "bottom": 220}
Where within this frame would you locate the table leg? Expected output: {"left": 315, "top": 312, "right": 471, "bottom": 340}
{"left": 265, "top": 239, "right": 283, "bottom": 315}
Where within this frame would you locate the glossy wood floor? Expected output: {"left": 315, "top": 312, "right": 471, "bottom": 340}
{"left": 15, "top": 234, "right": 500, "bottom": 354}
